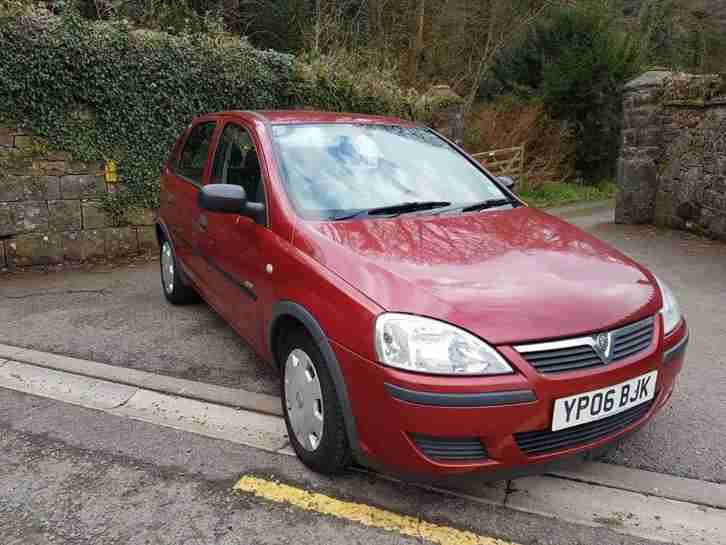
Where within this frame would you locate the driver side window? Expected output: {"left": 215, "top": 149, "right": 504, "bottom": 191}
{"left": 211, "top": 123, "right": 265, "bottom": 204}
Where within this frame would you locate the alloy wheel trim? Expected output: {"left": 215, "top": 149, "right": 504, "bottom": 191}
{"left": 284, "top": 348, "right": 325, "bottom": 452}
{"left": 161, "top": 241, "right": 175, "bottom": 294}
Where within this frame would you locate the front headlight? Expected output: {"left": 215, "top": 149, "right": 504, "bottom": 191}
{"left": 654, "top": 275, "right": 682, "bottom": 335}
{"left": 374, "top": 313, "right": 513, "bottom": 376}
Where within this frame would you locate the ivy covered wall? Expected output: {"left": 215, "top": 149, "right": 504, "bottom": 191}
{"left": 0, "top": 11, "right": 418, "bottom": 223}
{"left": 0, "top": 10, "right": 463, "bottom": 267}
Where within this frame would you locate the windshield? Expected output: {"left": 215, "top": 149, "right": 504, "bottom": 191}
{"left": 271, "top": 124, "right": 509, "bottom": 220}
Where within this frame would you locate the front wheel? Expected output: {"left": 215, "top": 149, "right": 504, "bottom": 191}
{"left": 160, "top": 239, "right": 199, "bottom": 305}
{"left": 280, "top": 328, "right": 350, "bottom": 474}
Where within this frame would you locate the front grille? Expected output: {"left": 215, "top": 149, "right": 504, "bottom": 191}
{"left": 514, "top": 400, "right": 654, "bottom": 456}
{"left": 520, "top": 345, "right": 603, "bottom": 374}
{"left": 411, "top": 435, "right": 488, "bottom": 462}
{"left": 516, "top": 316, "right": 656, "bottom": 374}
{"left": 610, "top": 316, "right": 656, "bottom": 361}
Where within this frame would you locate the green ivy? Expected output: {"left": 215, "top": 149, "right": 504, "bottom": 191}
{"left": 0, "top": 11, "right": 414, "bottom": 219}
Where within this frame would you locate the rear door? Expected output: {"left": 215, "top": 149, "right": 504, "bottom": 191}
{"left": 167, "top": 119, "right": 217, "bottom": 287}
{"left": 200, "top": 120, "right": 269, "bottom": 343}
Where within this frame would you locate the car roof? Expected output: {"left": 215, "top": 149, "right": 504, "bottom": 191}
{"left": 220, "top": 110, "right": 419, "bottom": 127}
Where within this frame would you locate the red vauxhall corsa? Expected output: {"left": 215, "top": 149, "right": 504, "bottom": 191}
{"left": 156, "top": 110, "right": 689, "bottom": 478}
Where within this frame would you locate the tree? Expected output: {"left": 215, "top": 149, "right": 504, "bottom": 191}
{"left": 462, "top": 0, "right": 555, "bottom": 112}
{"left": 406, "top": 0, "right": 425, "bottom": 85}
{"left": 223, "top": 0, "right": 240, "bottom": 32}
{"left": 490, "top": 1, "right": 641, "bottom": 178}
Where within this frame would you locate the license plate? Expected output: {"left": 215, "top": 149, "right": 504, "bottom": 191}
{"left": 552, "top": 371, "right": 658, "bottom": 432}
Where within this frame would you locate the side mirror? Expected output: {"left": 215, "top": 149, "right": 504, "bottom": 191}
{"left": 199, "top": 184, "right": 247, "bottom": 214}
{"left": 498, "top": 176, "right": 516, "bottom": 192}
{"left": 198, "top": 184, "right": 265, "bottom": 219}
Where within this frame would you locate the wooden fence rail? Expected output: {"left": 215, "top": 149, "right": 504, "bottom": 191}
{"left": 472, "top": 145, "right": 524, "bottom": 178}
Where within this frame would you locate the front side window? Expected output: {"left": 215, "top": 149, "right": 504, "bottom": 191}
{"left": 176, "top": 122, "right": 216, "bottom": 184}
{"left": 271, "top": 124, "right": 509, "bottom": 220}
{"left": 211, "top": 123, "right": 264, "bottom": 202}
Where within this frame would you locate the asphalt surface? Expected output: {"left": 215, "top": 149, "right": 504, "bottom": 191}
{"left": 0, "top": 256, "right": 280, "bottom": 395}
{"left": 0, "top": 387, "right": 665, "bottom": 545}
{"left": 0, "top": 201, "right": 724, "bottom": 483}
{"left": 561, "top": 204, "right": 726, "bottom": 483}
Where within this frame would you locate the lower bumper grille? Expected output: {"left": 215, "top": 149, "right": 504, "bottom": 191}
{"left": 514, "top": 400, "right": 654, "bottom": 456}
{"left": 411, "top": 435, "right": 488, "bottom": 462}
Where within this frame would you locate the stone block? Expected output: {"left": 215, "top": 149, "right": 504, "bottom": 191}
{"left": 14, "top": 135, "right": 46, "bottom": 151}
{"left": 0, "top": 203, "right": 13, "bottom": 236}
{"left": 704, "top": 189, "right": 726, "bottom": 212}
{"left": 44, "top": 151, "right": 66, "bottom": 162}
{"left": 654, "top": 190, "right": 682, "bottom": 228}
{"left": 62, "top": 230, "right": 106, "bottom": 262}
{"left": 643, "top": 146, "right": 662, "bottom": 161}
{"left": 663, "top": 157, "right": 682, "bottom": 185}
{"left": 0, "top": 201, "right": 49, "bottom": 236}
{"left": 640, "top": 128, "right": 662, "bottom": 148}
{"left": 0, "top": 127, "right": 13, "bottom": 147}
{"left": 60, "top": 174, "right": 105, "bottom": 199}
{"left": 105, "top": 227, "right": 138, "bottom": 258}
{"left": 0, "top": 175, "right": 25, "bottom": 201}
{"left": 615, "top": 158, "right": 658, "bottom": 224}
{"left": 704, "top": 213, "right": 726, "bottom": 241}
{"left": 5, "top": 233, "right": 63, "bottom": 267}
{"left": 676, "top": 201, "right": 700, "bottom": 221}
{"left": 27, "top": 176, "right": 61, "bottom": 200}
{"left": 0, "top": 148, "right": 33, "bottom": 174}
{"left": 67, "top": 161, "right": 104, "bottom": 175}
{"left": 0, "top": 239, "right": 5, "bottom": 268}
{"left": 48, "top": 200, "right": 82, "bottom": 232}
{"left": 622, "top": 129, "right": 637, "bottom": 147}
{"left": 81, "top": 200, "right": 108, "bottom": 229}
{"left": 680, "top": 167, "right": 704, "bottom": 202}
{"left": 0, "top": 175, "right": 61, "bottom": 202}
{"left": 124, "top": 207, "right": 154, "bottom": 226}
{"left": 32, "top": 160, "right": 66, "bottom": 176}
{"left": 136, "top": 226, "right": 158, "bottom": 253}
{"left": 629, "top": 89, "right": 661, "bottom": 108}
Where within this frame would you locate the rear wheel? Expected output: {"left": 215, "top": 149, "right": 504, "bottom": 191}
{"left": 280, "top": 328, "right": 350, "bottom": 474}
{"left": 160, "top": 239, "right": 199, "bottom": 305}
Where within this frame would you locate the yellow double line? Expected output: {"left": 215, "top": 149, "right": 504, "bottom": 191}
{"left": 235, "top": 476, "right": 519, "bottom": 545}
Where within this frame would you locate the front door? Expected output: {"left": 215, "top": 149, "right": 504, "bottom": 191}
{"left": 201, "top": 121, "right": 269, "bottom": 343}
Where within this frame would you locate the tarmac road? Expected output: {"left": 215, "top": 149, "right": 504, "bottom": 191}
{"left": 1, "top": 201, "right": 724, "bottom": 483}
{"left": 0, "top": 387, "right": 668, "bottom": 545}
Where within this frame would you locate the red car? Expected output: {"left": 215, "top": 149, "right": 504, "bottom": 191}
{"left": 156, "top": 110, "right": 688, "bottom": 478}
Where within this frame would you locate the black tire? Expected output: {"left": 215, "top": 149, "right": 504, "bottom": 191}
{"left": 159, "top": 238, "right": 199, "bottom": 305}
{"left": 279, "top": 327, "right": 351, "bottom": 474}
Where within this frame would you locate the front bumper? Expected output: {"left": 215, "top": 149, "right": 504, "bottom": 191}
{"left": 334, "top": 318, "right": 687, "bottom": 478}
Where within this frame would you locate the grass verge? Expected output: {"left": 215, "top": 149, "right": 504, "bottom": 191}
{"left": 517, "top": 181, "right": 616, "bottom": 209}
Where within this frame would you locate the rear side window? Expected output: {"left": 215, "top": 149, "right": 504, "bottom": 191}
{"left": 175, "top": 122, "right": 216, "bottom": 184}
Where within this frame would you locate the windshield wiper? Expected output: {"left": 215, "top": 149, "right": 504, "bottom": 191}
{"left": 458, "top": 198, "right": 516, "bottom": 213}
{"left": 333, "top": 201, "right": 451, "bottom": 220}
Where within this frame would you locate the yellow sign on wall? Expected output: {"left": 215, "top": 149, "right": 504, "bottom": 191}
{"left": 105, "top": 160, "right": 119, "bottom": 183}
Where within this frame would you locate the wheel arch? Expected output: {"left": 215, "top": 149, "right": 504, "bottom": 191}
{"left": 268, "top": 301, "right": 364, "bottom": 464}
{"left": 155, "top": 222, "right": 167, "bottom": 246}
{"left": 155, "top": 220, "right": 194, "bottom": 287}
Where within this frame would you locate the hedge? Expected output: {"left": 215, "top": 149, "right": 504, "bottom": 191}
{"left": 0, "top": 11, "right": 416, "bottom": 219}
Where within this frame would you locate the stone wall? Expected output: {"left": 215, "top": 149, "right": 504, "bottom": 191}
{"left": 616, "top": 71, "right": 726, "bottom": 241}
{"left": 0, "top": 125, "right": 157, "bottom": 268}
